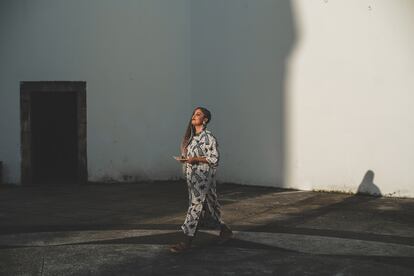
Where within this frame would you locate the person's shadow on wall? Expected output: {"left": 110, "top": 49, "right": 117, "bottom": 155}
{"left": 357, "top": 170, "right": 382, "bottom": 197}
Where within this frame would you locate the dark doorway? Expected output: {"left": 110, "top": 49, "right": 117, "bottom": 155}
{"left": 31, "top": 91, "right": 78, "bottom": 184}
{"left": 20, "top": 82, "right": 87, "bottom": 185}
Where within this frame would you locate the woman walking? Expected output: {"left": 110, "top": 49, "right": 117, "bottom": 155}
{"left": 170, "top": 107, "right": 233, "bottom": 253}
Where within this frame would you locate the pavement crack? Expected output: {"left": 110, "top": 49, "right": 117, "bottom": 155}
{"left": 40, "top": 254, "right": 45, "bottom": 276}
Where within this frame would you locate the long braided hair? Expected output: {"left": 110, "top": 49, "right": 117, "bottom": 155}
{"left": 181, "top": 107, "right": 211, "bottom": 157}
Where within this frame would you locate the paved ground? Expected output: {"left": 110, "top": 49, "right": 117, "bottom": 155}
{"left": 0, "top": 181, "right": 413, "bottom": 275}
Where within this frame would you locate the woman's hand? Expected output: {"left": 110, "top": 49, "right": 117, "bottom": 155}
{"left": 186, "top": 157, "right": 198, "bottom": 165}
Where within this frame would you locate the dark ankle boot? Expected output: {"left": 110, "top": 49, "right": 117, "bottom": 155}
{"left": 218, "top": 224, "right": 233, "bottom": 244}
{"left": 169, "top": 234, "right": 193, "bottom": 253}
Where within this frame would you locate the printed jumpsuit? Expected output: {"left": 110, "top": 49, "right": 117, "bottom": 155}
{"left": 181, "top": 129, "right": 224, "bottom": 236}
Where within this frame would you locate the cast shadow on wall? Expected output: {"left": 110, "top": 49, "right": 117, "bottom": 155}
{"left": 191, "top": 0, "right": 297, "bottom": 187}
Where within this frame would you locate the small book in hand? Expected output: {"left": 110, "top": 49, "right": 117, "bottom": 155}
{"left": 173, "top": 156, "right": 187, "bottom": 161}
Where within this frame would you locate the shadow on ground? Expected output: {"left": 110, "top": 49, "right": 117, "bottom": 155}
{"left": 1, "top": 180, "right": 413, "bottom": 275}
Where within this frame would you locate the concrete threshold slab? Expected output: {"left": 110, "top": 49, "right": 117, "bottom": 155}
{"left": 1, "top": 229, "right": 414, "bottom": 258}
{"left": 229, "top": 231, "right": 414, "bottom": 257}
{"left": 0, "top": 229, "right": 177, "bottom": 247}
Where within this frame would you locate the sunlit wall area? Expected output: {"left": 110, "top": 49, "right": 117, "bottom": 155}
{"left": 286, "top": 0, "right": 414, "bottom": 196}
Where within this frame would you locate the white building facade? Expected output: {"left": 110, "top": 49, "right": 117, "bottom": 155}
{"left": 1, "top": 0, "right": 413, "bottom": 197}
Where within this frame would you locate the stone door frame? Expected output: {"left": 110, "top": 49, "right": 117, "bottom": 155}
{"left": 20, "top": 81, "right": 87, "bottom": 185}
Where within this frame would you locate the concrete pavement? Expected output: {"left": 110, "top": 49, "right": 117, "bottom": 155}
{"left": 0, "top": 181, "right": 413, "bottom": 275}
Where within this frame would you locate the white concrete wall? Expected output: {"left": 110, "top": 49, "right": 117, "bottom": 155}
{"left": 0, "top": 0, "right": 191, "bottom": 183}
{"left": 1, "top": 0, "right": 413, "bottom": 197}
{"left": 286, "top": 0, "right": 414, "bottom": 197}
